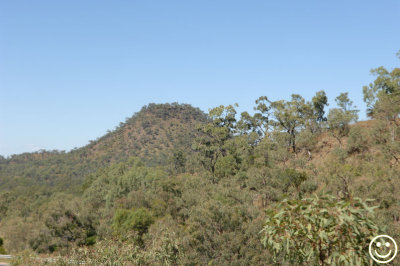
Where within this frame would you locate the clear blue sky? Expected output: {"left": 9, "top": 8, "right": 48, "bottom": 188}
{"left": 0, "top": 0, "right": 399, "bottom": 157}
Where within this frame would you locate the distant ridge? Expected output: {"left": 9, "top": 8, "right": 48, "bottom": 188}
{"left": 0, "top": 103, "right": 207, "bottom": 191}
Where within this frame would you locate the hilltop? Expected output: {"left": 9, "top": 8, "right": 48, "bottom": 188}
{"left": 0, "top": 78, "right": 399, "bottom": 264}
{"left": 0, "top": 103, "right": 207, "bottom": 192}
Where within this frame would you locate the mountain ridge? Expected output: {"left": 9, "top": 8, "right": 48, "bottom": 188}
{"left": 0, "top": 103, "right": 207, "bottom": 191}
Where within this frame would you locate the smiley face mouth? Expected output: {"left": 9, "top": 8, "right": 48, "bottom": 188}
{"left": 374, "top": 249, "right": 392, "bottom": 259}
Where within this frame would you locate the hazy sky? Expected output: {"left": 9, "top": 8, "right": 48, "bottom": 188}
{"left": 1, "top": 0, "right": 399, "bottom": 156}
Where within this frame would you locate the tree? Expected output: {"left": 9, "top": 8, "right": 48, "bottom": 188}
{"left": 363, "top": 57, "right": 400, "bottom": 143}
{"left": 113, "top": 208, "right": 154, "bottom": 236}
{"left": 362, "top": 55, "right": 400, "bottom": 165}
{"left": 363, "top": 67, "right": 400, "bottom": 119}
{"left": 253, "top": 96, "right": 272, "bottom": 137}
{"left": 312, "top": 90, "right": 329, "bottom": 126}
{"left": 235, "top": 97, "right": 272, "bottom": 165}
{"left": 40, "top": 195, "right": 96, "bottom": 252}
{"left": 172, "top": 149, "right": 186, "bottom": 173}
{"left": 346, "top": 125, "right": 369, "bottom": 154}
{"left": 261, "top": 196, "right": 380, "bottom": 265}
{"left": 327, "top": 93, "right": 358, "bottom": 145}
{"left": 271, "top": 94, "right": 307, "bottom": 152}
{"left": 236, "top": 111, "right": 256, "bottom": 135}
{"left": 280, "top": 168, "right": 308, "bottom": 198}
{"left": 295, "top": 91, "right": 328, "bottom": 157}
{"left": 192, "top": 105, "right": 238, "bottom": 178}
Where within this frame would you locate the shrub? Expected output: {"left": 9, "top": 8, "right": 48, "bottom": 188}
{"left": 214, "top": 155, "right": 238, "bottom": 178}
{"left": 0, "top": 237, "right": 6, "bottom": 254}
{"left": 261, "top": 195, "right": 380, "bottom": 265}
{"left": 112, "top": 208, "right": 154, "bottom": 236}
{"left": 347, "top": 126, "right": 369, "bottom": 154}
{"left": 280, "top": 168, "right": 308, "bottom": 195}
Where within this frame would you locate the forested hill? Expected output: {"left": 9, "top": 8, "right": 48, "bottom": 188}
{"left": 82, "top": 103, "right": 208, "bottom": 166}
{"left": 0, "top": 103, "right": 207, "bottom": 192}
{"left": 1, "top": 59, "right": 400, "bottom": 264}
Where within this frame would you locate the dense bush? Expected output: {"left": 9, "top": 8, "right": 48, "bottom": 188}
{"left": 1, "top": 68, "right": 400, "bottom": 266}
{"left": 261, "top": 196, "right": 380, "bottom": 265}
{"left": 347, "top": 125, "right": 369, "bottom": 154}
{"left": 112, "top": 208, "right": 154, "bottom": 236}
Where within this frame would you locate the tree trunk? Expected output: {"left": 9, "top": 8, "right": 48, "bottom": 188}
{"left": 291, "top": 131, "right": 296, "bottom": 153}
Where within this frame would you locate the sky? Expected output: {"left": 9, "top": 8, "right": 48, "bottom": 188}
{"left": 0, "top": 0, "right": 399, "bottom": 157}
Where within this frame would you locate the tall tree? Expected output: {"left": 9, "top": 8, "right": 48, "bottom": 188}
{"left": 237, "top": 96, "right": 272, "bottom": 137}
{"left": 299, "top": 91, "right": 328, "bottom": 154}
{"left": 363, "top": 61, "right": 400, "bottom": 141}
{"left": 271, "top": 94, "right": 306, "bottom": 153}
{"left": 327, "top": 93, "right": 358, "bottom": 145}
{"left": 192, "top": 105, "right": 238, "bottom": 178}
{"left": 363, "top": 53, "right": 400, "bottom": 163}
{"left": 254, "top": 96, "right": 272, "bottom": 136}
{"left": 312, "top": 90, "right": 329, "bottom": 128}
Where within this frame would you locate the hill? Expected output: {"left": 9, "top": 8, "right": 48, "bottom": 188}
{"left": 0, "top": 86, "right": 399, "bottom": 264}
{"left": 0, "top": 103, "right": 207, "bottom": 193}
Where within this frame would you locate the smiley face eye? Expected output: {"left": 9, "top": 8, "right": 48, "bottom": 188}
{"left": 385, "top": 242, "right": 390, "bottom": 247}
{"left": 376, "top": 242, "right": 382, "bottom": 247}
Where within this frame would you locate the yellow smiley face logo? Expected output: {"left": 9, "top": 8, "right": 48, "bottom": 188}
{"left": 369, "top": 235, "right": 397, "bottom": 264}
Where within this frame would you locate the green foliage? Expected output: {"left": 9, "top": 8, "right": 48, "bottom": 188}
{"left": 312, "top": 90, "right": 329, "bottom": 124}
{"left": 363, "top": 65, "right": 400, "bottom": 119}
{"left": 363, "top": 57, "right": 400, "bottom": 165}
{"left": 261, "top": 196, "right": 380, "bottom": 265}
{"left": 11, "top": 233, "right": 183, "bottom": 266}
{"left": 38, "top": 194, "right": 96, "bottom": 252}
{"left": 347, "top": 125, "right": 369, "bottom": 154}
{"left": 2, "top": 64, "right": 400, "bottom": 266}
{"left": 269, "top": 91, "right": 328, "bottom": 153}
{"left": 112, "top": 208, "right": 154, "bottom": 236}
{"left": 171, "top": 149, "right": 186, "bottom": 173}
{"left": 214, "top": 154, "right": 238, "bottom": 178}
{"left": 192, "top": 104, "right": 238, "bottom": 178}
{"left": 0, "top": 237, "right": 6, "bottom": 254}
{"left": 270, "top": 94, "right": 307, "bottom": 152}
{"left": 236, "top": 96, "right": 271, "bottom": 138}
{"left": 328, "top": 93, "right": 359, "bottom": 145}
{"left": 280, "top": 168, "right": 308, "bottom": 196}
{"left": 297, "top": 129, "right": 318, "bottom": 154}
{"left": 0, "top": 103, "right": 207, "bottom": 193}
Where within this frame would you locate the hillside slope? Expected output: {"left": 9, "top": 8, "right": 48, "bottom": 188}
{"left": 0, "top": 103, "right": 207, "bottom": 192}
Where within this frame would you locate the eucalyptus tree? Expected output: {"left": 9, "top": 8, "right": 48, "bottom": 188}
{"left": 296, "top": 91, "right": 329, "bottom": 157}
{"left": 310, "top": 90, "right": 329, "bottom": 132}
{"left": 363, "top": 55, "right": 400, "bottom": 164}
{"left": 253, "top": 96, "right": 273, "bottom": 136}
{"left": 236, "top": 97, "right": 272, "bottom": 164}
{"left": 261, "top": 196, "right": 380, "bottom": 265}
{"left": 363, "top": 59, "right": 400, "bottom": 140}
{"left": 327, "top": 93, "right": 358, "bottom": 145}
{"left": 192, "top": 105, "right": 238, "bottom": 179}
{"left": 270, "top": 94, "right": 307, "bottom": 153}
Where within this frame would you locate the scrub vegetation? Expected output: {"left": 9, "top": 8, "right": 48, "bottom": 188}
{"left": 1, "top": 55, "right": 400, "bottom": 265}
